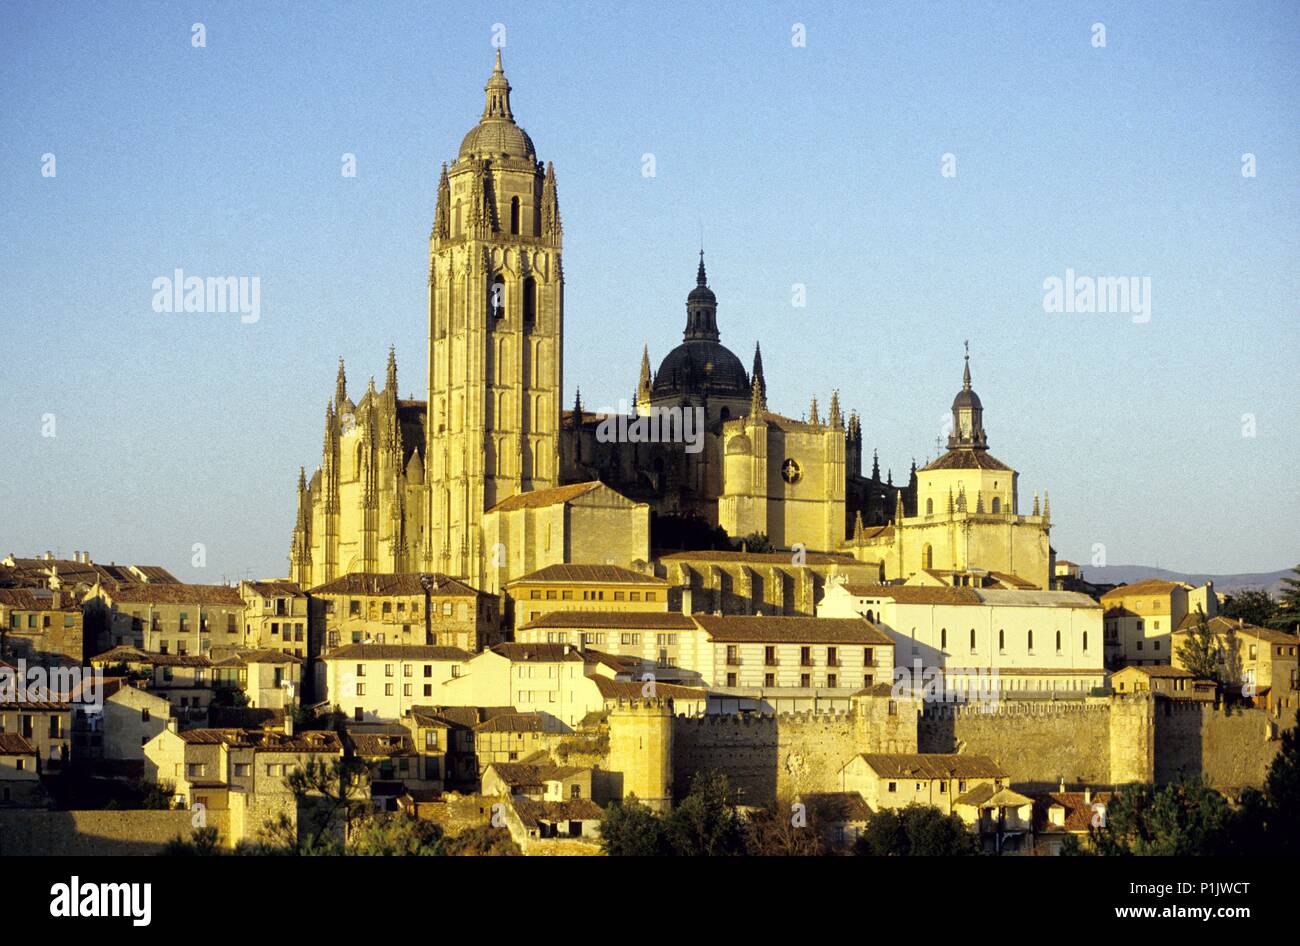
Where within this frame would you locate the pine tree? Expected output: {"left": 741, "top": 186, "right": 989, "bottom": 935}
{"left": 1271, "top": 563, "right": 1300, "bottom": 633}
{"left": 1176, "top": 607, "right": 1221, "bottom": 684}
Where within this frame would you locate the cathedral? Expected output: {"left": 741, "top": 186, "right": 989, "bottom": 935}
{"left": 289, "top": 54, "right": 1053, "bottom": 593}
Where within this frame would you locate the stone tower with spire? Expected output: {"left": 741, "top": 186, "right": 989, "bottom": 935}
{"left": 426, "top": 51, "right": 563, "bottom": 586}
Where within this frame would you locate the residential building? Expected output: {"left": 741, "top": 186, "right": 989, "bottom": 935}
{"left": 506, "top": 563, "right": 668, "bottom": 627}
{"left": 838, "top": 752, "right": 1008, "bottom": 817}
{"left": 83, "top": 582, "right": 244, "bottom": 656}
{"left": 1101, "top": 578, "right": 1218, "bottom": 669}
{"left": 0, "top": 733, "right": 41, "bottom": 806}
{"left": 310, "top": 572, "right": 500, "bottom": 654}
{"left": 239, "top": 580, "right": 309, "bottom": 656}
{"left": 819, "top": 579, "right": 1104, "bottom": 698}
{"left": 0, "top": 586, "right": 85, "bottom": 667}
{"left": 143, "top": 719, "right": 343, "bottom": 809}
{"left": 1171, "top": 616, "right": 1300, "bottom": 717}
{"left": 322, "top": 643, "right": 472, "bottom": 723}
{"left": 1110, "top": 665, "right": 1216, "bottom": 701}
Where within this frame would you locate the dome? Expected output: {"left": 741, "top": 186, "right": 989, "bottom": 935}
{"left": 459, "top": 121, "right": 535, "bottom": 160}
{"left": 458, "top": 51, "right": 535, "bottom": 161}
{"left": 651, "top": 340, "right": 749, "bottom": 399}
{"left": 687, "top": 282, "right": 716, "bottom": 305}
{"left": 951, "top": 387, "right": 982, "bottom": 411}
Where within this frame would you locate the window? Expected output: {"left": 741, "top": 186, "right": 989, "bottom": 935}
{"left": 233, "top": 763, "right": 250, "bottom": 777}
{"left": 926, "top": 498, "right": 933, "bottom": 516}
{"left": 510, "top": 196, "right": 520, "bottom": 235}
{"left": 887, "top": 781, "right": 897, "bottom": 793}
{"left": 1055, "top": 630, "right": 1062, "bottom": 653}
{"left": 940, "top": 628, "right": 947, "bottom": 650}
{"left": 1027, "top": 630, "right": 1034, "bottom": 653}
{"left": 356, "top": 683, "right": 365, "bottom": 696}
{"left": 764, "top": 673, "right": 775, "bottom": 687}
{"left": 726, "top": 672, "right": 737, "bottom": 687}
{"left": 863, "top": 647, "right": 874, "bottom": 665}
{"left": 827, "top": 674, "right": 838, "bottom": 688}
{"left": 764, "top": 646, "right": 777, "bottom": 666}
{"left": 141, "top": 708, "right": 150, "bottom": 723}
{"left": 800, "top": 674, "right": 811, "bottom": 687}
{"left": 998, "top": 630, "right": 1005, "bottom": 653}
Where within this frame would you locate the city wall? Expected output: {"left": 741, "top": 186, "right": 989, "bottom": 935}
{"left": 666, "top": 695, "right": 1293, "bottom": 805}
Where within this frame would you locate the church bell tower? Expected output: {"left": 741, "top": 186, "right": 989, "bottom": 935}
{"left": 426, "top": 52, "right": 564, "bottom": 583}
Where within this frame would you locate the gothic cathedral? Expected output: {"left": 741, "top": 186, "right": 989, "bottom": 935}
{"left": 290, "top": 54, "right": 1054, "bottom": 593}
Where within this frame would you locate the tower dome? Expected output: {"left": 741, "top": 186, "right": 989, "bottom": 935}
{"left": 651, "top": 253, "right": 749, "bottom": 400}
{"left": 458, "top": 51, "right": 536, "bottom": 160}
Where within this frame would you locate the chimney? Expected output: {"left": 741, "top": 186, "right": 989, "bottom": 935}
{"left": 1083, "top": 787, "right": 1092, "bottom": 805}
{"left": 165, "top": 717, "right": 178, "bottom": 734}
{"left": 681, "top": 588, "right": 692, "bottom": 616}
{"left": 44, "top": 551, "right": 53, "bottom": 561}
{"left": 283, "top": 713, "right": 294, "bottom": 737}
{"left": 1058, "top": 776, "right": 1065, "bottom": 793}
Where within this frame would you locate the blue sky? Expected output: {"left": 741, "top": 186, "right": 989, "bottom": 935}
{"left": 1, "top": 1, "right": 1296, "bottom": 581}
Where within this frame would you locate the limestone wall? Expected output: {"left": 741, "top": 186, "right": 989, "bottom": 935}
{"left": 0, "top": 809, "right": 228, "bottom": 856}
{"left": 919, "top": 701, "right": 1113, "bottom": 790}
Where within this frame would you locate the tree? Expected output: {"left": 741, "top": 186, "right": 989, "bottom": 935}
{"left": 349, "top": 812, "right": 445, "bottom": 856}
{"left": 1175, "top": 607, "right": 1221, "bottom": 685}
{"left": 257, "top": 757, "right": 369, "bottom": 855}
{"left": 1221, "top": 588, "right": 1278, "bottom": 630}
{"left": 736, "top": 532, "right": 774, "bottom": 554}
{"left": 161, "top": 826, "right": 222, "bottom": 856}
{"left": 854, "top": 805, "right": 979, "bottom": 856}
{"left": 137, "top": 778, "right": 174, "bottom": 810}
{"left": 1088, "top": 780, "right": 1235, "bottom": 856}
{"left": 442, "top": 824, "right": 521, "bottom": 856}
{"left": 1272, "top": 564, "right": 1300, "bottom": 632}
{"left": 600, "top": 798, "right": 670, "bottom": 856}
{"left": 744, "top": 801, "right": 827, "bottom": 856}
{"left": 663, "top": 772, "right": 747, "bottom": 856}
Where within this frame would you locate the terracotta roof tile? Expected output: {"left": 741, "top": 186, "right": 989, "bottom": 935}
{"left": 486, "top": 481, "right": 605, "bottom": 513}
{"left": 852, "top": 753, "right": 1006, "bottom": 780}
{"left": 693, "top": 614, "right": 893, "bottom": 645}
{"left": 308, "top": 572, "right": 484, "bottom": 598}
{"left": 508, "top": 564, "right": 666, "bottom": 586}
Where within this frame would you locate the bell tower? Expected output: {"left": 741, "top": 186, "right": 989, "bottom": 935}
{"left": 426, "top": 52, "right": 563, "bottom": 583}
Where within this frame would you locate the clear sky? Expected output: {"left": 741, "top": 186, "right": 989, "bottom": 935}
{"left": 2, "top": 1, "right": 1296, "bottom": 582}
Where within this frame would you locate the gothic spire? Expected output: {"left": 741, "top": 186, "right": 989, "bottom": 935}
{"left": 829, "top": 390, "right": 843, "bottom": 429}
{"left": 541, "top": 161, "right": 562, "bottom": 238}
{"left": 386, "top": 345, "right": 398, "bottom": 392}
{"left": 871, "top": 448, "right": 880, "bottom": 481}
{"left": 809, "top": 395, "right": 820, "bottom": 426}
{"left": 963, "top": 339, "right": 972, "bottom": 390}
{"left": 637, "top": 345, "right": 652, "bottom": 402}
{"left": 750, "top": 371, "right": 767, "bottom": 414}
{"left": 751, "top": 342, "right": 765, "bottom": 392}
{"left": 482, "top": 49, "right": 514, "bottom": 121}
{"left": 335, "top": 358, "right": 347, "bottom": 407}
{"left": 697, "top": 249, "right": 707, "bottom": 287}
{"left": 433, "top": 163, "right": 451, "bottom": 240}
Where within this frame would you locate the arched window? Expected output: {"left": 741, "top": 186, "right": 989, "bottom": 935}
{"left": 921, "top": 544, "right": 933, "bottom": 569}
{"left": 719, "top": 406, "right": 730, "bottom": 421}
{"left": 489, "top": 275, "right": 505, "bottom": 321}
{"left": 1055, "top": 630, "right": 1061, "bottom": 652}
{"left": 865, "top": 609, "right": 875, "bottom": 623}
{"left": 969, "top": 628, "right": 976, "bottom": 651}
{"left": 940, "top": 627, "right": 947, "bottom": 650}
{"left": 998, "top": 629, "right": 1005, "bottom": 652}
{"left": 1083, "top": 631, "right": 1089, "bottom": 652}
{"left": 454, "top": 201, "right": 462, "bottom": 236}
{"left": 991, "top": 497, "right": 1001, "bottom": 514}
{"left": 926, "top": 498, "right": 933, "bottom": 516}
{"left": 1028, "top": 629, "right": 1034, "bottom": 652}
{"left": 522, "top": 276, "right": 536, "bottom": 326}
{"left": 510, "top": 197, "right": 520, "bottom": 235}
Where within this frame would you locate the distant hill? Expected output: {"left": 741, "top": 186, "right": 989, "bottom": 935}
{"left": 1078, "top": 565, "right": 1295, "bottom": 598}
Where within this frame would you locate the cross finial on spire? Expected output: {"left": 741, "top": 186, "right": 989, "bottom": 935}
{"left": 962, "top": 340, "right": 972, "bottom": 390}
{"left": 697, "top": 249, "right": 707, "bottom": 287}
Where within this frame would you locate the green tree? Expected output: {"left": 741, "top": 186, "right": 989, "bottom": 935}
{"left": 736, "top": 532, "right": 774, "bottom": 554}
{"left": 600, "top": 798, "right": 670, "bottom": 856}
{"left": 663, "top": 772, "right": 747, "bottom": 856}
{"left": 1272, "top": 564, "right": 1300, "bottom": 632}
{"left": 257, "top": 757, "right": 369, "bottom": 855}
{"left": 744, "top": 801, "right": 827, "bottom": 856}
{"left": 160, "top": 826, "right": 222, "bottom": 856}
{"left": 854, "top": 805, "right": 979, "bottom": 856}
{"left": 136, "top": 778, "right": 173, "bottom": 810}
{"left": 1221, "top": 588, "right": 1278, "bottom": 629}
{"left": 1088, "top": 780, "right": 1235, "bottom": 856}
{"left": 442, "top": 823, "right": 521, "bottom": 856}
{"left": 349, "top": 812, "right": 445, "bottom": 855}
{"left": 1175, "top": 607, "right": 1221, "bottom": 685}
